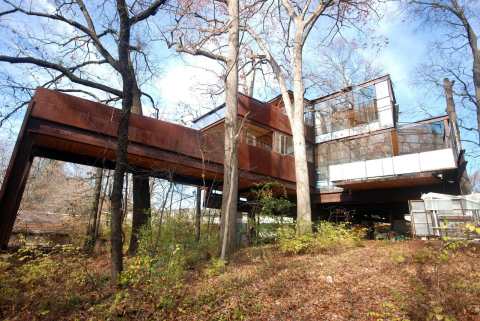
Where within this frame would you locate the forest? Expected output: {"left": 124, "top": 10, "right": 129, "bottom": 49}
{"left": 0, "top": 0, "right": 479, "bottom": 320}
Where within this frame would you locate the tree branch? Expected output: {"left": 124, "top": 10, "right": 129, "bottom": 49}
{"left": 130, "top": 0, "right": 167, "bottom": 24}
{"left": 0, "top": 55, "right": 122, "bottom": 96}
{"left": 2, "top": 0, "right": 119, "bottom": 70}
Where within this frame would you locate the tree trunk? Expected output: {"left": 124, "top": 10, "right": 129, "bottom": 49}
{"left": 247, "top": 209, "right": 256, "bottom": 245}
{"left": 156, "top": 181, "right": 173, "bottom": 247}
{"left": 291, "top": 33, "right": 312, "bottom": 235}
{"left": 247, "top": 67, "right": 256, "bottom": 97}
{"left": 110, "top": 105, "right": 130, "bottom": 282}
{"left": 195, "top": 187, "right": 202, "bottom": 242}
{"left": 128, "top": 78, "right": 151, "bottom": 256}
{"left": 220, "top": 0, "right": 240, "bottom": 261}
{"left": 95, "top": 170, "right": 110, "bottom": 239}
{"left": 168, "top": 183, "right": 175, "bottom": 217}
{"left": 464, "top": 19, "right": 480, "bottom": 144}
{"left": 443, "top": 78, "right": 462, "bottom": 150}
{"left": 179, "top": 185, "right": 184, "bottom": 212}
{"left": 128, "top": 175, "right": 150, "bottom": 255}
{"left": 121, "top": 173, "right": 129, "bottom": 223}
{"left": 110, "top": 0, "right": 133, "bottom": 283}
{"left": 473, "top": 51, "right": 480, "bottom": 144}
{"left": 84, "top": 167, "right": 103, "bottom": 251}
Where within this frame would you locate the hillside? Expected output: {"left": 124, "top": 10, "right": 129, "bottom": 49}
{"left": 1, "top": 240, "right": 479, "bottom": 321}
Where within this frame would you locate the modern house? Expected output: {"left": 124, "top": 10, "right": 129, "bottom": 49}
{"left": 0, "top": 74, "right": 469, "bottom": 247}
{"left": 193, "top": 75, "right": 468, "bottom": 222}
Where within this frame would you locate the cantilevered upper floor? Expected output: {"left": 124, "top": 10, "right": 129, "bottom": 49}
{"left": 192, "top": 75, "right": 464, "bottom": 197}
{"left": 309, "top": 75, "right": 462, "bottom": 194}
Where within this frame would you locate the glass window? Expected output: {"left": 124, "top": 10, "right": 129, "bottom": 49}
{"left": 367, "top": 132, "right": 392, "bottom": 158}
{"left": 246, "top": 132, "right": 256, "bottom": 146}
{"left": 330, "top": 93, "right": 353, "bottom": 132}
{"left": 316, "top": 166, "right": 329, "bottom": 183}
{"left": 275, "top": 132, "right": 294, "bottom": 155}
{"left": 304, "top": 110, "right": 315, "bottom": 126}
{"left": 353, "top": 85, "right": 377, "bottom": 125}
{"left": 315, "top": 105, "right": 331, "bottom": 135}
{"left": 350, "top": 137, "right": 368, "bottom": 162}
{"left": 315, "top": 143, "right": 329, "bottom": 167}
{"left": 307, "top": 145, "right": 314, "bottom": 162}
{"left": 283, "top": 135, "right": 294, "bottom": 155}
{"left": 313, "top": 84, "right": 379, "bottom": 136}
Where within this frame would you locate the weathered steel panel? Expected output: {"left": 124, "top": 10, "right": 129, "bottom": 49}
{"left": 0, "top": 89, "right": 303, "bottom": 248}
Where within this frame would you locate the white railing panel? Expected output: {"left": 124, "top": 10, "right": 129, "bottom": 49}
{"left": 365, "top": 159, "right": 384, "bottom": 177}
{"left": 329, "top": 164, "right": 345, "bottom": 181}
{"left": 328, "top": 148, "right": 457, "bottom": 183}
{"left": 419, "top": 149, "right": 456, "bottom": 172}
{"left": 345, "top": 161, "right": 366, "bottom": 180}
{"left": 393, "top": 153, "right": 421, "bottom": 175}
{"left": 382, "top": 157, "right": 395, "bottom": 176}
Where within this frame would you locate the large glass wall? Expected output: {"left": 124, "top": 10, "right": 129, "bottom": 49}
{"left": 314, "top": 119, "right": 450, "bottom": 190}
{"left": 314, "top": 84, "right": 378, "bottom": 136}
{"left": 398, "top": 121, "right": 446, "bottom": 155}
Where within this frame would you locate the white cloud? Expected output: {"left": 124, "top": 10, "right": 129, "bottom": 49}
{"left": 154, "top": 55, "right": 225, "bottom": 122}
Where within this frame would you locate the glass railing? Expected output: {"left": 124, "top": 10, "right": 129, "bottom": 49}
{"left": 314, "top": 117, "right": 457, "bottom": 190}
{"left": 397, "top": 120, "right": 450, "bottom": 155}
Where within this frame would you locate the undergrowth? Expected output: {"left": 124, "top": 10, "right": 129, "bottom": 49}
{"left": 109, "top": 214, "right": 220, "bottom": 317}
{"left": 277, "top": 221, "right": 365, "bottom": 255}
{"left": 2, "top": 218, "right": 480, "bottom": 321}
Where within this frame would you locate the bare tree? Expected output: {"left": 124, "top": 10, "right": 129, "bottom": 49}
{"left": 0, "top": 141, "right": 9, "bottom": 186}
{"left": 220, "top": 0, "right": 240, "bottom": 259}
{"left": 195, "top": 187, "right": 202, "bottom": 242}
{"left": 408, "top": 0, "right": 479, "bottom": 143}
{"left": 307, "top": 38, "right": 383, "bottom": 95}
{"left": 0, "top": 0, "right": 166, "bottom": 259}
{"left": 164, "top": 0, "right": 245, "bottom": 259}
{"left": 0, "top": 0, "right": 166, "bottom": 282}
{"left": 110, "top": 0, "right": 166, "bottom": 282}
{"left": 84, "top": 168, "right": 104, "bottom": 252}
{"left": 245, "top": 0, "right": 376, "bottom": 234}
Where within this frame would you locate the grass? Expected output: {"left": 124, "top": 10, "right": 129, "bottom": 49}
{"left": 1, "top": 240, "right": 480, "bottom": 320}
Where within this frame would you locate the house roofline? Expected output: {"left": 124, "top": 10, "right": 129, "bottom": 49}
{"left": 266, "top": 90, "right": 312, "bottom": 104}
{"left": 193, "top": 75, "right": 392, "bottom": 123}
{"left": 309, "top": 74, "right": 391, "bottom": 105}
{"left": 192, "top": 93, "right": 270, "bottom": 124}
{"left": 192, "top": 103, "right": 226, "bottom": 123}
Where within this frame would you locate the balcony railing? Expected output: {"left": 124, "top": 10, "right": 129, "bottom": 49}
{"left": 315, "top": 116, "right": 459, "bottom": 190}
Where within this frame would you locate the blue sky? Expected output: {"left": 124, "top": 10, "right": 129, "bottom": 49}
{"left": 153, "top": 3, "right": 446, "bottom": 121}
{"left": 0, "top": 1, "right": 478, "bottom": 171}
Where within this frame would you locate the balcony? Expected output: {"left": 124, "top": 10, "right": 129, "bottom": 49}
{"left": 316, "top": 116, "right": 460, "bottom": 191}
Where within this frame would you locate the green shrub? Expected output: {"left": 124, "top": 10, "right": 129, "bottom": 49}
{"left": 252, "top": 182, "right": 294, "bottom": 217}
{"left": 205, "top": 258, "right": 226, "bottom": 277}
{"left": 116, "top": 215, "right": 223, "bottom": 313}
{"left": 277, "top": 225, "right": 315, "bottom": 254}
{"left": 277, "top": 221, "right": 364, "bottom": 255}
{"left": 137, "top": 214, "right": 219, "bottom": 268}
{"left": 315, "top": 221, "right": 364, "bottom": 251}
{"left": 249, "top": 182, "right": 295, "bottom": 245}
{"left": 119, "top": 214, "right": 220, "bottom": 299}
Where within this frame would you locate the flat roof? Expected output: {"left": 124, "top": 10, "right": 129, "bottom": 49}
{"left": 193, "top": 75, "right": 392, "bottom": 123}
